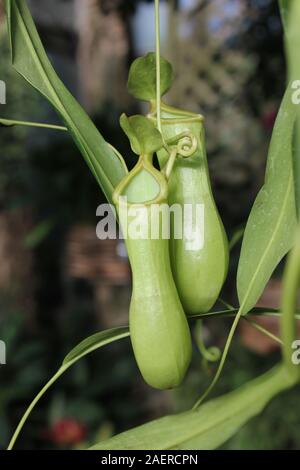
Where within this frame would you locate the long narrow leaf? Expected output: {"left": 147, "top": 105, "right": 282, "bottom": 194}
{"left": 90, "top": 365, "right": 296, "bottom": 450}
{"left": 62, "top": 327, "right": 129, "bottom": 366}
{"left": 4, "top": 0, "right": 127, "bottom": 204}
{"left": 199, "top": 1, "right": 299, "bottom": 408}
{"left": 237, "top": 86, "right": 298, "bottom": 314}
{"left": 237, "top": 2, "right": 300, "bottom": 314}
{"left": 279, "top": 0, "right": 290, "bottom": 30}
{"left": 281, "top": 0, "right": 300, "bottom": 214}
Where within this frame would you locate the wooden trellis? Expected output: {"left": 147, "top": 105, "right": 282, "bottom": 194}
{"left": 166, "top": 0, "right": 255, "bottom": 112}
{"left": 163, "top": 0, "right": 265, "bottom": 213}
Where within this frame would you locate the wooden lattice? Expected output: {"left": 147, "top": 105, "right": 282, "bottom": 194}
{"left": 163, "top": 0, "right": 265, "bottom": 219}
{"left": 166, "top": 1, "right": 254, "bottom": 110}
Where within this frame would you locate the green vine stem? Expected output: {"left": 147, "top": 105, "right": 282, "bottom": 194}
{"left": 0, "top": 117, "right": 67, "bottom": 131}
{"left": 160, "top": 131, "right": 198, "bottom": 179}
{"left": 165, "top": 130, "right": 198, "bottom": 155}
{"left": 162, "top": 147, "right": 177, "bottom": 179}
{"left": 7, "top": 303, "right": 297, "bottom": 449}
{"left": 7, "top": 366, "right": 68, "bottom": 450}
{"left": 194, "top": 231, "right": 300, "bottom": 409}
{"left": 0, "top": 118, "right": 127, "bottom": 173}
{"left": 193, "top": 307, "right": 263, "bottom": 408}
{"left": 7, "top": 328, "right": 130, "bottom": 450}
{"left": 217, "top": 298, "right": 283, "bottom": 346}
{"left": 155, "top": 0, "right": 162, "bottom": 133}
{"left": 243, "top": 317, "right": 283, "bottom": 346}
{"left": 280, "top": 227, "right": 300, "bottom": 379}
{"left": 194, "top": 322, "right": 221, "bottom": 364}
{"left": 228, "top": 226, "right": 245, "bottom": 251}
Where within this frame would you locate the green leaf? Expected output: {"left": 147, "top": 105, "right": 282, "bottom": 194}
{"left": 120, "top": 114, "right": 163, "bottom": 155}
{"left": 62, "top": 326, "right": 129, "bottom": 366}
{"left": 281, "top": 0, "right": 300, "bottom": 216}
{"left": 4, "top": 0, "right": 127, "bottom": 204}
{"left": 7, "top": 327, "right": 129, "bottom": 450}
{"left": 237, "top": 3, "right": 300, "bottom": 315}
{"left": 89, "top": 365, "right": 296, "bottom": 450}
{"left": 237, "top": 87, "right": 298, "bottom": 314}
{"left": 127, "top": 53, "right": 173, "bottom": 102}
{"left": 279, "top": 0, "right": 290, "bottom": 29}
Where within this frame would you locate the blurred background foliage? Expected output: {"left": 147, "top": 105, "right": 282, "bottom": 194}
{"left": 0, "top": 0, "right": 299, "bottom": 450}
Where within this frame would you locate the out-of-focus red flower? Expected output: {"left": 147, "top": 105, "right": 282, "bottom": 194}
{"left": 46, "top": 418, "right": 87, "bottom": 446}
{"left": 261, "top": 108, "right": 277, "bottom": 131}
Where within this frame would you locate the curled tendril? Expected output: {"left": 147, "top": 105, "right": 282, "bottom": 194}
{"left": 195, "top": 322, "right": 221, "bottom": 366}
{"left": 176, "top": 133, "right": 198, "bottom": 158}
{"left": 161, "top": 131, "right": 198, "bottom": 179}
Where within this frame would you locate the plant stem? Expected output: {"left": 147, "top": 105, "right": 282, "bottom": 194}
{"left": 155, "top": 0, "right": 162, "bottom": 133}
{"left": 243, "top": 317, "right": 283, "bottom": 345}
{"left": 229, "top": 226, "right": 245, "bottom": 251}
{"left": 163, "top": 147, "right": 177, "bottom": 179}
{"left": 0, "top": 118, "right": 67, "bottom": 131}
{"left": 194, "top": 234, "right": 300, "bottom": 409}
{"left": 193, "top": 306, "right": 244, "bottom": 408}
{"left": 0, "top": 118, "right": 127, "bottom": 172}
{"left": 218, "top": 298, "right": 234, "bottom": 310}
{"left": 195, "top": 321, "right": 221, "bottom": 363}
{"left": 7, "top": 328, "right": 130, "bottom": 450}
{"left": 280, "top": 227, "right": 300, "bottom": 379}
{"left": 7, "top": 365, "right": 68, "bottom": 450}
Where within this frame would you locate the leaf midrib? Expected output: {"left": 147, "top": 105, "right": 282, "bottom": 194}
{"left": 239, "top": 170, "right": 294, "bottom": 314}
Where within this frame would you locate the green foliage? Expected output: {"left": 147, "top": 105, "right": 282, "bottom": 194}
{"left": 222, "top": 384, "right": 300, "bottom": 450}
{"left": 0, "top": 313, "right": 48, "bottom": 449}
{"left": 6, "top": 327, "right": 130, "bottom": 449}
{"left": 280, "top": 227, "right": 300, "bottom": 378}
{"left": 89, "top": 365, "right": 296, "bottom": 450}
{"left": 281, "top": 0, "right": 300, "bottom": 215}
{"left": 2, "top": 0, "right": 300, "bottom": 452}
{"left": 62, "top": 328, "right": 129, "bottom": 366}
{"left": 237, "top": 0, "right": 300, "bottom": 315}
{"left": 279, "top": 0, "right": 291, "bottom": 30}
{"left": 237, "top": 87, "right": 298, "bottom": 314}
{"left": 119, "top": 114, "right": 163, "bottom": 155}
{"left": 4, "top": 0, "right": 127, "bottom": 204}
{"left": 127, "top": 53, "right": 173, "bottom": 102}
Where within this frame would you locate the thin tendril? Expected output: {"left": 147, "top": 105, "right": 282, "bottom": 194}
{"left": 163, "top": 147, "right": 177, "bottom": 179}
{"left": 193, "top": 307, "right": 284, "bottom": 410}
{"left": 243, "top": 317, "right": 283, "bottom": 345}
{"left": 7, "top": 366, "right": 68, "bottom": 450}
{"left": 161, "top": 131, "right": 197, "bottom": 178}
{"left": 193, "top": 307, "right": 244, "bottom": 409}
{"left": 195, "top": 322, "right": 221, "bottom": 364}
{"left": 218, "top": 298, "right": 235, "bottom": 310}
{"left": 155, "top": 0, "right": 162, "bottom": 133}
{"left": 176, "top": 134, "right": 197, "bottom": 157}
{"left": 0, "top": 118, "right": 67, "bottom": 131}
